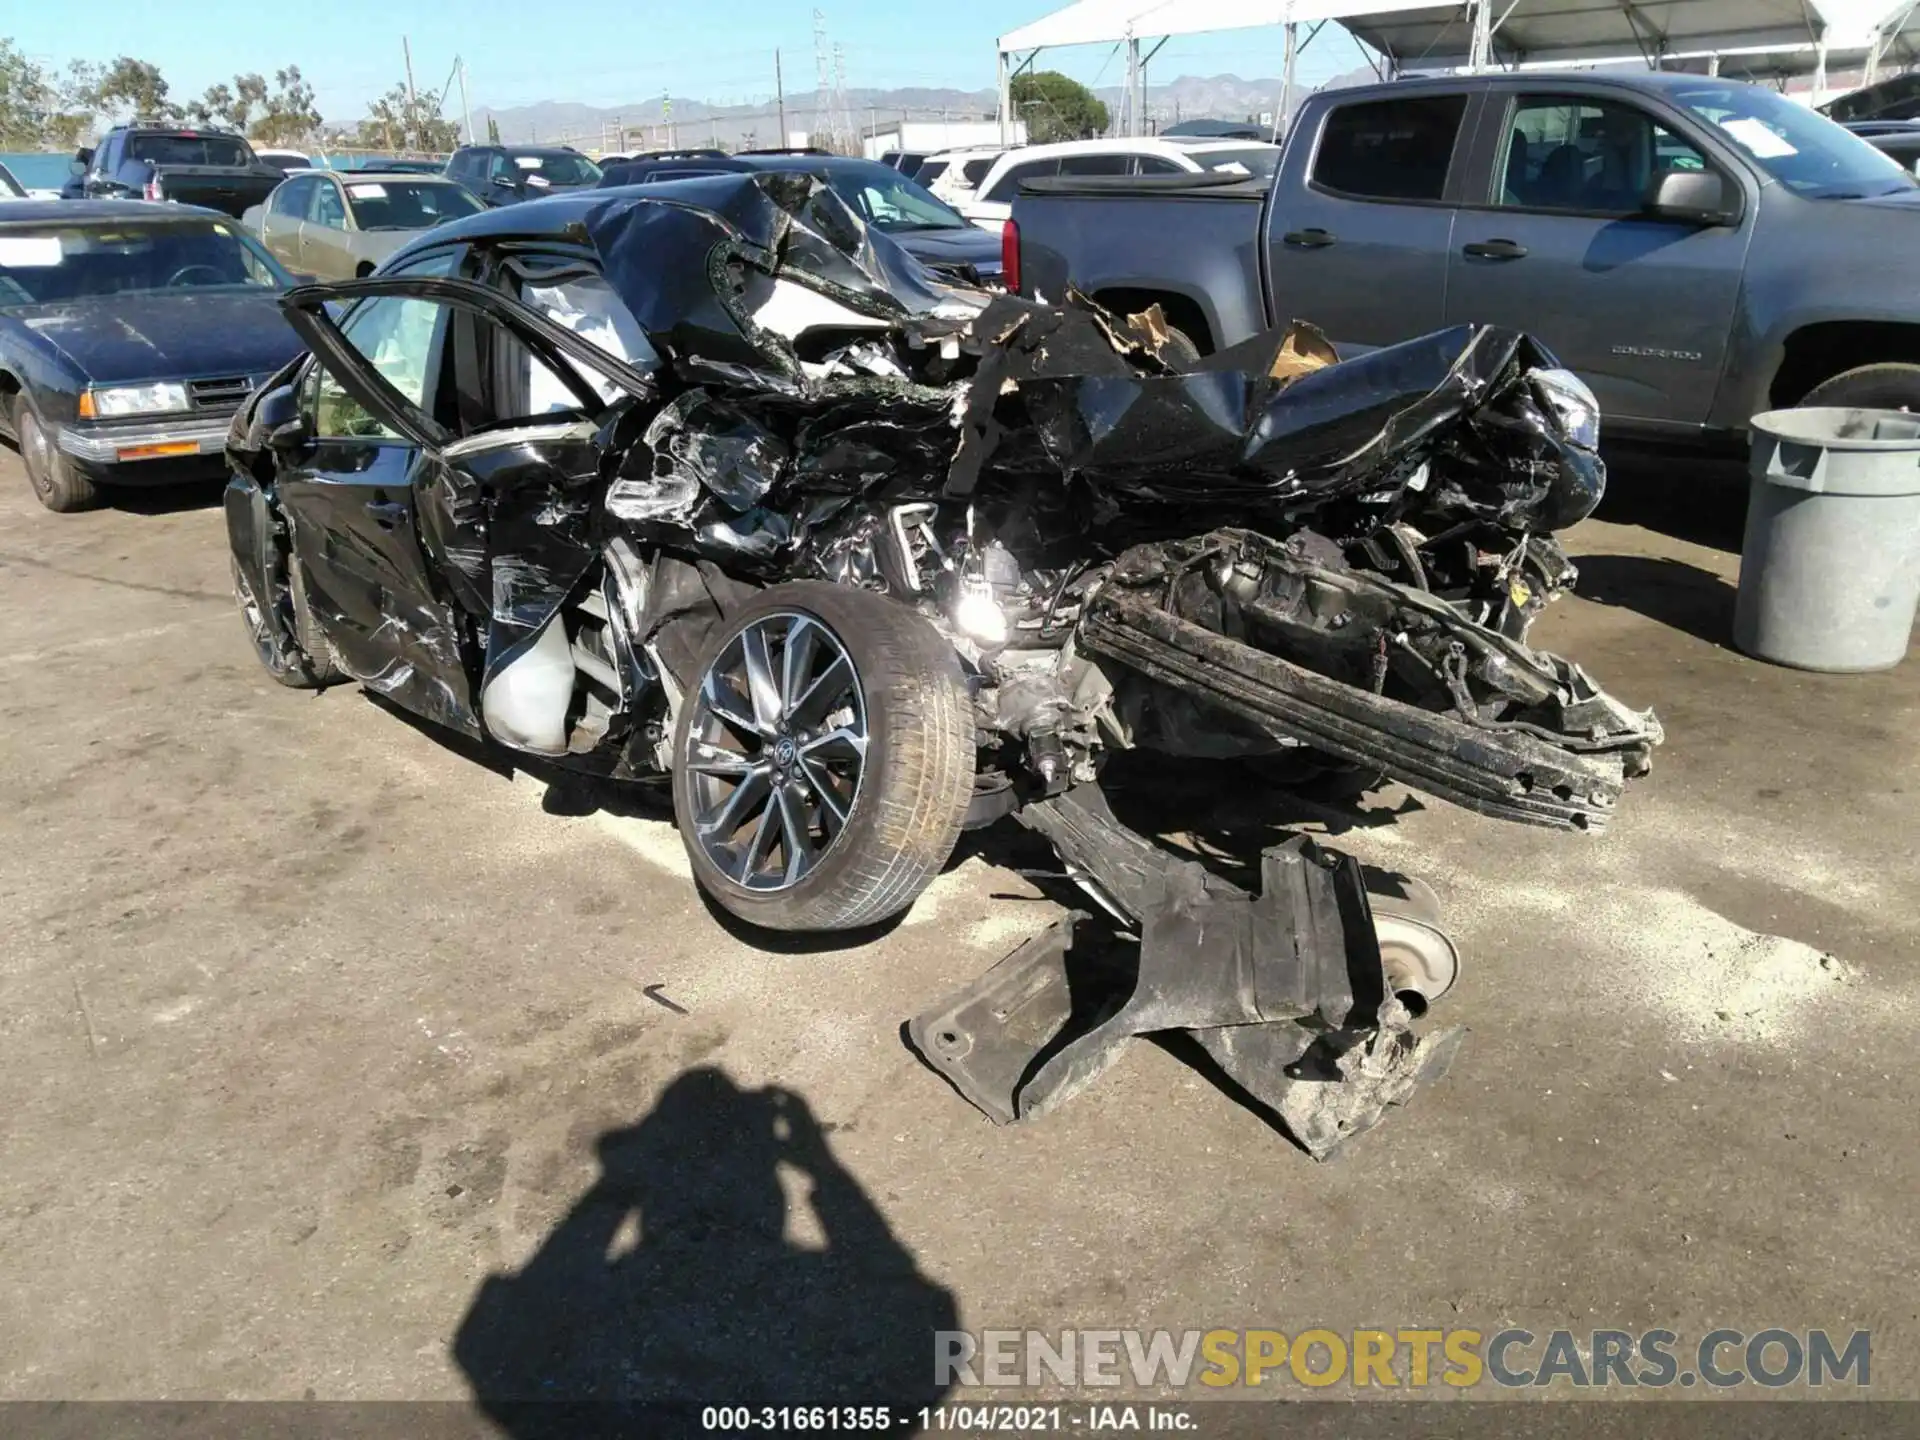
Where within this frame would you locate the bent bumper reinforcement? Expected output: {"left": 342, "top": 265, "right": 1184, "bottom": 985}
{"left": 1080, "top": 588, "right": 1634, "bottom": 832}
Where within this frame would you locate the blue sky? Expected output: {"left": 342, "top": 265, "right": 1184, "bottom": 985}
{"left": 7, "top": 1, "right": 1372, "bottom": 122}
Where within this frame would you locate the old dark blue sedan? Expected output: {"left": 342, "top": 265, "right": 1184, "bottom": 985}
{"left": 0, "top": 200, "right": 304, "bottom": 511}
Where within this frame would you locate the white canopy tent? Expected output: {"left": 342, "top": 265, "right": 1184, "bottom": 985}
{"left": 994, "top": 0, "right": 1898, "bottom": 137}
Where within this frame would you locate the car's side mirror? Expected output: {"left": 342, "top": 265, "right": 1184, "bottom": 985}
{"left": 255, "top": 384, "right": 311, "bottom": 454}
{"left": 490, "top": 175, "right": 522, "bottom": 197}
{"left": 73, "top": 147, "right": 93, "bottom": 170}
{"left": 1644, "top": 168, "right": 1737, "bottom": 225}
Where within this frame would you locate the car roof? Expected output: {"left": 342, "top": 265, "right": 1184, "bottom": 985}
{"left": 333, "top": 170, "right": 460, "bottom": 181}
{"left": 0, "top": 199, "right": 231, "bottom": 225}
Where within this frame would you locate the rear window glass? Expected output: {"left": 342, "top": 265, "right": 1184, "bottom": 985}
{"left": 506, "top": 151, "right": 601, "bottom": 187}
{"left": 127, "top": 133, "right": 251, "bottom": 167}
{"left": 1312, "top": 96, "right": 1467, "bottom": 202}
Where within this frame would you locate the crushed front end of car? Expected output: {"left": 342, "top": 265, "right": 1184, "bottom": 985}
{"left": 251, "top": 173, "right": 1662, "bottom": 1154}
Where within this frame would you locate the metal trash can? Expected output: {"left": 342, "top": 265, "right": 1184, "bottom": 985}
{"left": 1735, "top": 407, "right": 1920, "bottom": 672}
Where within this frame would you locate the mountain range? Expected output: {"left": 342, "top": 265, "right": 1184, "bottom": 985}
{"left": 465, "top": 69, "right": 1378, "bottom": 151}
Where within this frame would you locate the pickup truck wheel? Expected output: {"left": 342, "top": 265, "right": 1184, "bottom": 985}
{"left": 1800, "top": 363, "right": 1920, "bottom": 413}
{"left": 13, "top": 400, "right": 100, "bottom": 513}
{"left": 672, "top": 581, "right": 974, "bottom": 933}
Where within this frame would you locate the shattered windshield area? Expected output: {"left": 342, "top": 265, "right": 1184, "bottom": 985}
{"left": 1677, "top": 83, "right": 1916, "bottom": 197}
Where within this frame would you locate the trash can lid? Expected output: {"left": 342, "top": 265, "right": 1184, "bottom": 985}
{"left": 1750, "top": 407, "right": 1920, "bottom": 496}
{"left": 1752, "top": 407, "right": 1920, "bottom": 447}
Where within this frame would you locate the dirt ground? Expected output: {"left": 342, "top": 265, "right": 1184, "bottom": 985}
{"left": 1, "top": 449, "right": 1915, "bottom": 1411}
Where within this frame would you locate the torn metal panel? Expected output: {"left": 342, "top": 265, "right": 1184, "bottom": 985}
{"left": 910, "top": 785, "right": 1462, "bottom": 1155}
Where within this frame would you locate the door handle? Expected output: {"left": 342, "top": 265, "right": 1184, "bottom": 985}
{"left": 1462, "top": 238, "right": 1528, "bottom": 260}
{"left": 1282, "top": 228, "right": 1337, "bottom": 248}
{"left": 364, "top": 499, "right": 409, "bottom": 526}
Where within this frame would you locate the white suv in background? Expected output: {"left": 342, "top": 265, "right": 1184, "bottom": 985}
{"left": 915, "top": 147, "right": 1006, "bottom": 207}
{"left": 959, "top": 137, "right": 1281, "bottom": 232}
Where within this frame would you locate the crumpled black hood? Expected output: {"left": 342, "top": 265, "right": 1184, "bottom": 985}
{"left": 562, "top": 172, "right": 1602, "bottom": 555}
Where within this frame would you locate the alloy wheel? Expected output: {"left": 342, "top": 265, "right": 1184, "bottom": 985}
{"left": 683, "top": 611, "right": 868, "bottom": 892}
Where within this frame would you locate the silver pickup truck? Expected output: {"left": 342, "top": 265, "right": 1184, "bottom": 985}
{"left": 1011, "top": 70, "right": 1920, "bottom": 449}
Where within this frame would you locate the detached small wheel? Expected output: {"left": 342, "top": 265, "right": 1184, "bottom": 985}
{"left": 1800, "top": 363, "right": 1920, "bottom": 412}
{"left": 672, "top": 581, "right": 974, "bottom": 932}
{"left": 231, "top": 550, "right": 342, "bottom": 689}
{"left": 13, "top": 399, "right": 100, "bottom": 513}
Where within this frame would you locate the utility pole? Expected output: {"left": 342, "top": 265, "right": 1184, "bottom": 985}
{"left": 775, "top": 49, "right": 788, "bottom": 147}
{"left": 457, "top": 57, "right": 471, "bottom": 145}
{"left": 402, "top": 36, "right": 418, "bottom": 150}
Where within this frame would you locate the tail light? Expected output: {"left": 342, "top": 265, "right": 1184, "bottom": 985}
{"left": 144, "top": 177, "right": 165, "bottom": 202}
{"left": 1000, "top": 217, "right": 1020, "bottom": 295}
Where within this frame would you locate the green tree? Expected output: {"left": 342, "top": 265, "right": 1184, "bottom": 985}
{"left": 0, "top": 40, "right": 92, "bottom": 148}
{"left": 359, "top": 83, "right": 457, "bottom": 153}
{"left": 251, "top": 67, "right": 320, "bottom": 147}
{"left": 85, "top": 55, "right": 178, "bottom": 123}
{"left": 1011, "top": 70, "right": 1110, "bottom": 143}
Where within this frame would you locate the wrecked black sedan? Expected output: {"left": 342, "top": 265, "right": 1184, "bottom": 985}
{"left": 225, "top": 173, "right": 1660, "bottom": 1152}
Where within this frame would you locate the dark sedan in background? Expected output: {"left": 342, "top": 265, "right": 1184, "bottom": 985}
{"left": 598, "top": 152, "right": 1006, "bottom": 285}
{"left": 0, "top": 201, "right": 303, "bottom": 511}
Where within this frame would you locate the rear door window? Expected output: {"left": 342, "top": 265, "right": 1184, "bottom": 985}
{"left": 1058, "top": 153, "right": 1131, "bottom": 177}
{"left": 1311, "top": 95, "right": 1468, "bottom": 201}
{"left": 983, "top": 157, "right": 1062, "bottom": 203}
{"left": 272, "top": 176, "right": 316, "bottom": 216}
{"left": 310, "top": 182, "right": 347, "bottom": 228}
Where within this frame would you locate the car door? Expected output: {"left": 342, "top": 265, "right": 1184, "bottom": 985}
{"left": 271, "top": 252, "right": 477, "bottom": 727}
{"left": 84, "top": 133, "right": 123, "bottom": 197}
{"left": 260, "top": 176, "right": 315, "bottom": 271}
{"left": 305, "top": 178, "right": 356, "bottom": 280}
{"left": 277, "top": 267, "right": 659, "bottom": 751}
{"left": 1442, "top": 91, "right": 1751, "bottom": 428}
{"left": 1264, "top": 91, "right": 1479, "bottom": 349}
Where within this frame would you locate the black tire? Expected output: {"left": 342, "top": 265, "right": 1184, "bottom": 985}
{"left": 231, "top": 543, "right": 344, "bottom": 689}
{"left": 13, "top": 398, "right": 100, "bottom": 513}
{"left": 672, "top": 581, "right": 974, "bottom": 932}
{"left": 1800, "top": 363, "right": 1920, "bottom": 412}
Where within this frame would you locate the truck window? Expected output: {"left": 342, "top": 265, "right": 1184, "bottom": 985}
{"left": 984, "top": 158, "right": 1061, "bottom": 203}
{"left": 1311, "top": 95, "right": 1466, "bottom": 202}
{"left": 128, "top": 133, "right": 251, "bottom": 167}
{"left": 1496, "top": 97, "right": 1707, "bottom": 212}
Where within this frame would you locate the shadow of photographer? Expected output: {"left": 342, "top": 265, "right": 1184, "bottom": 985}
{"left": 453, "top": 1067, "right": 956, "bottom": 1431}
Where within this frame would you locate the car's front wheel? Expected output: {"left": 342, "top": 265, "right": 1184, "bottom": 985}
{"left": 231, "top": 547, "right": 344, "bottom": 690}
{"left": 12, "top": 399, "right": 100, "bottom": 513}
{"left": 671, "top": 581, "right": 974, "bottom": 932}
